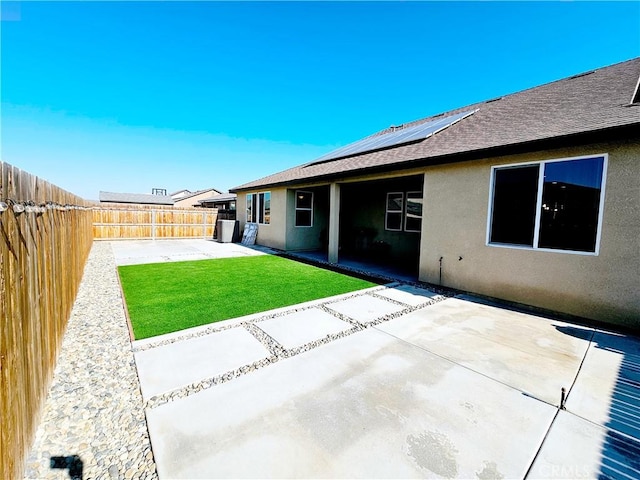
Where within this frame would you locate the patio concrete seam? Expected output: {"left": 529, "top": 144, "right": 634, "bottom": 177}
{"left": 564, "top": 329, "right": 597, "bottom": 406}
{"left": 374, "top": 326, "right": 559, "bottom": 408}
{"left": 523, "top": 409, "right": 562, "bottom": 479}
{"left": 555, "top": 409, "right": 640, "bottom": 444}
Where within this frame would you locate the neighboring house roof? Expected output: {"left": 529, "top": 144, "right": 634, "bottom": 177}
{"left": 170, "top": 189, "right": 192, "bottom": 198}
{"left": 99, "top": 191, "right": 175, "bottom": 205}
{"left": 173, "top": 188, "right": 223, "bottom": 208}
{"left": 198, "top": 193, "right": 237, "bottom": 204}
{"left": 174, "top": 188, "right": 222, "bottom": 202}
{"left": 232, "top": 57, "right": 640, "bottom": 192}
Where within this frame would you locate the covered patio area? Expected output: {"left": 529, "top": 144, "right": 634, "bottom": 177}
{"left": 285, "top": 249, "right": 419, "bottom": 283}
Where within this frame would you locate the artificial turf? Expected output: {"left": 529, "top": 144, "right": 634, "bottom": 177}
{"left": 118, "top": 255, "right": 377, "bottom": 339}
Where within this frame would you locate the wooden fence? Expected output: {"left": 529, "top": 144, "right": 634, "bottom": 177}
{"left": 0, "top": 162, "right": 94, "bottom": 480}
{"left": 93, "top": 203, "right": 218, "bottom": 239}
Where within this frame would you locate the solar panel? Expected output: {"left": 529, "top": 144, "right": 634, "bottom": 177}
{"left": 310, "top": 109, "right": 477, "bottom": 165}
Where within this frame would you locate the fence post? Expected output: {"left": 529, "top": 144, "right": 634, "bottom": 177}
{"left": 151, "top": 209, "right": 156, "bottom": 240}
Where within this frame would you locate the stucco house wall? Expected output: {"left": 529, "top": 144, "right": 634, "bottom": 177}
{"left": 237, "top": 188, "right": 287, "bottom": 250}
{"left": 418, "top": 140, "right": 640, "bottom": 327}
{"left": 284, "top": 186, "right": 329, "bottom": 252}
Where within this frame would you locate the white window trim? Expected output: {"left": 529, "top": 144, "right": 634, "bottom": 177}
{"left": 246, "top": 193, "right": 254, "bottom": 223}
{"left": 247, "top": 191, "right": 271, "bottom": 225}
{"left": 404, "top": 191, "right": 423, "bottom": 233}
{"left": 295, "top": 190, "right": 313, "bottom": 228}
{"left": 385, "top": 192, "right": 404, "bottom": 231}
{"left": 485, "top": 153, "right": 608, "bottom": 256}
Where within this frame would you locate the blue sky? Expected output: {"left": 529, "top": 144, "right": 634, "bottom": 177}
{"left": 1, "top": 1, "right": 639, "bottom": 200}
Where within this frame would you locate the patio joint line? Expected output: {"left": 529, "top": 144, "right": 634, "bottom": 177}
{"left": 564, "top": 329, "right": 597, "bottom": 405}
{"left": 377, "top": 328, "right": 559, "bottom": 409}
{"left": 523, "top": 410, "right": 562, "bottom": 480}
{"left": 524, "top": 328, "right": 599, "bottom": 478}
{"left": 244, "top": 322, "right": 287, "bottom": 357}
{"left": 319, "top": 304, "right": 365, "bottom": 329}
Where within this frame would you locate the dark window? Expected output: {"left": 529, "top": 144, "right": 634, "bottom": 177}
{"left": 538, "top": 157, "right": 604, "bottom": 252}
{"left": 261, "top": 192, "right": 271, "bottom": 225}
{"left": 295, "top": 191, "right": 313, "bottom": 227}
{"left": 490, "top": 165, "right": 539, "bottom": 246}
{"left": 489, "top": 156, "right": 606, "bottom": 253}
{"left": 252, "top": 194, "right": 258, "bottom": 223}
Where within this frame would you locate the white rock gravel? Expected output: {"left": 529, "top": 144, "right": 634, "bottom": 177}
{"left": 24, "top": 242, "right": 157, "bottom": 480}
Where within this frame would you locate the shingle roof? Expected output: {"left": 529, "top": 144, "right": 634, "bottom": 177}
{"left": 232, "top": 57, "right": 640, "bottom": 192}
{"left": 199, "top": 193, "right": 237, "bottom": 203}
{"left": 173, "top": 188, "right": 221, "bottom": 202}
{"left": 99, "top": 191, "right": 175, "bottom": 205}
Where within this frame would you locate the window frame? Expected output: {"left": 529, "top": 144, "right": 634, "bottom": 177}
{"left": 246, "top": 191, "right": 271, "bottom": 225}
{"left": 486, "top": 154, "right": 608, "bottom": 256}
{"left": 294, "top": 190, "right": 313, "bottom": 227}
{"left": 385, "top": 192, "right": 404, "bottom": 231}
{"left": 258, "top": 191, "right": 271, "bottom": 225}
{"left": 246, "top": 193, "right": 254, "bottom": 223}
{"left": 404, "top": 191, "right": 423, "bottom": 233}
{"left": 385, "top": 191, "right": 423, "bottom": 232}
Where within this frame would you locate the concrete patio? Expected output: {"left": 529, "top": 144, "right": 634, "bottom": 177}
{"left": 116, "top": 240, "right": 640, "bottom": 479}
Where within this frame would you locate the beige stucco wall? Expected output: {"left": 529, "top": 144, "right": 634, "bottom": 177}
{"left": 418, "top": 140, "right": 640, "bottom": 328}
{"left": 285, "top": 186, "right": 330, "bottom": 251}
{"left": 236, "top": 188, "right": 287, "bottom": 250}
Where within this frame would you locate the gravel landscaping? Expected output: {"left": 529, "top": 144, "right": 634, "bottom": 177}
{"left": 24, "top": 242, "right": 156, "bottom": 479}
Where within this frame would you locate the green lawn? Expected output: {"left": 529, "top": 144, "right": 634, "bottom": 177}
{"left": 118, "top": 255, "right": 377, "bottom": 339}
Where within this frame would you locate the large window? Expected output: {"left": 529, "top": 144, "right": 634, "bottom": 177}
{"left": 246, "top": 192, "right": 271, "bottom": 224}
{"left": 386, "top": 192, "right": 423, "bottom": 232}
{"left": 488, "top": 155, "right": 606, "bottom": 254}
{"left": 295, "top": 191, "right": 313, "bottom": 227}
